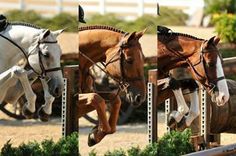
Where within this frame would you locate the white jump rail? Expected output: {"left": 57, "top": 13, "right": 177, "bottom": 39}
{"left": 185, "top": 143, "right": 236, "bottom": 156}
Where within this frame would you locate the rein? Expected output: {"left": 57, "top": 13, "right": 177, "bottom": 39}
{"left": 0, "top": 33, "right": 61, "bottom": 79}
{"left": 79, "top": 50, "right": 130, "bottom": 93}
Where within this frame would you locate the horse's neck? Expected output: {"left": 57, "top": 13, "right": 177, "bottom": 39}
{"left": 0, "top": 25, "right": 39, "bottom": 72}
{"left": 79, "top": 29, "right": 122, "bottom": 92}
{"left": 157, "top": 37, "right": 203, "bottom": 75}
{"left": 79, "top": 29, "right": 122, "bottom": 70}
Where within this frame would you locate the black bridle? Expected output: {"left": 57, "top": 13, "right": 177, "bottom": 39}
{"left": 0, "top": 34, "right": 62, "bottom": 79}
{"left": 79, "top": 39, "right": 144, "bottom": 93}
{"left": 164, "top": 41, "right": 225, "bottom": 92}
{"left": 37, "top": 41, "right": 62, "bottom": 78}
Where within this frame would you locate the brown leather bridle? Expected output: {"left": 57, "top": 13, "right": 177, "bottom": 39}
{"left": 79, "top": 37, "right": 144, "bottom": 93}
{"left": 164, "top": 41, "right": 225, "bottom": 92}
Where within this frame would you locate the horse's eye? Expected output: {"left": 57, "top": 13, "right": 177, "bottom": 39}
{"left": 43, "top": 52, "right": 50, "bottom": 58}
{"left": 126, "top": 57, "right": 134, "bottom": 64}
{"left": 207, "top": 62, "right": 215, "bottom": 67}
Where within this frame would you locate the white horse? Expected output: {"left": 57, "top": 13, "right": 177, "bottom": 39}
{"left": 0, "top": 22, "right": 64, "bottom": 121}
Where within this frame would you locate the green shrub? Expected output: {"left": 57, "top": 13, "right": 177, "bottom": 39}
{"left": 5, "top": 10, "right": 77, "bottom": 32}
{"left": 89, "top": 149, "right": 97, "bottom": 156}
{"left": 213, "top": 13, "right": 236, "bottom": 43}
{"left": 104, "top": 149, "right": 126, "bottom": 156}
{"left": 156, "top": 7, "right": 188, "bottom": 26}
{"left": 5, "top": 10, "right": 42, "bottom": 24}
{"left": 41, "top": 13, "right": 77, "bottom": 32}
{"left": 204, "top": 0, "right": 236, "bottom": 14}
{"left": 94, "top": 129, "right": 194, "bottom": 156}
{"left": 0, "top": 132, "right": 78, "bottom": 156}
{"left": 157, "top": 129, "right": 194, "bottom": 156}
{"left": 127, "top": 146, "right": 141, "bottom": 156}
{"left": 85, "top": 7, "right": 188, "bottom": 34}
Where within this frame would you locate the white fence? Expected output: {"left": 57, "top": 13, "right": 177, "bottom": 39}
{"left": 0, "top": 0, "right": 78, "bottom": 16}
{"left": 80, "top": 0, "right": 204, "bottom": 23}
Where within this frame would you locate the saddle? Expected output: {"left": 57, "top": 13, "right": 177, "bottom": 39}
{"left": 0, "top": 15, "right": 8, "bottom": 32}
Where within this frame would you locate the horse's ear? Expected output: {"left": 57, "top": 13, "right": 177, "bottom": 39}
{"left": 136, "top": 28, "right": 147, "bottom": 40}
{"left": 40, "top": 29, "right": 50, "bottom": 40}
{"left": 213, "top": 36, "right": 220, "bottom": 45}
{"left": 126, "top": 32, "right": 136, "bottom": 43}
{"left": 207, "top": 36, "right": 220, "bottom": 46}
{"left": 52, "top": 29, "right": 64, "bottom": 38}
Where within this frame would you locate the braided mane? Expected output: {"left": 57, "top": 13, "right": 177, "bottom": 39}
{"left": 79, "top": 25, "right": 126, "bottom": 34}
{"left": 9, "top": 22, "right": 41, "bottom": 29}
{"left": 158, "top": 32, "right": 204, "bottom": 41}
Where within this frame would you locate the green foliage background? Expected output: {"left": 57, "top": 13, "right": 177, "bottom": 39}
{"left": 4, "top": 7, "right": 188, "bottom": 34}
{"left": 83, "top": 7, "right": 188, "bottom": 34}
{"left": 204, "top": 0, "right": 236, "bottom": 14}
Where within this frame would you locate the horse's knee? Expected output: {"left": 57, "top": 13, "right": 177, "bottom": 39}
{"left": 44, "top": 95, "right": 55, "bottom": 104}
{"left": 89, "top": 93, "right": 104, "bottom": 103}
{"left": 11, "top": 66, "right": 26, "bottom": 78}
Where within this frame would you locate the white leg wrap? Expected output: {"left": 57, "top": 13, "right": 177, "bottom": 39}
{"left": 185, "top": 90, "right": 200, "bottom": 126}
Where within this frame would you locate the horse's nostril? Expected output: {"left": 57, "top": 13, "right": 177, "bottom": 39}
{"left": 135, "top": 94, "right": 142, "bottom": 104}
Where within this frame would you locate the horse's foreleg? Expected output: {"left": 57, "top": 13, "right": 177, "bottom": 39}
{"left": 176, "top": 79, "right": 199, "bottom": 131}
{"left": 185, "top": 90, "right": 200, "bottom": 126}
{"left": 0, "top": 66, "right": 36, "bottom": 118}
{"left": 37, "top": 78, "right": 55, "bottom": 121}
{"left": 171, "top": 88, "right": 189, "bottom": 122}
{"left": 78, "top": 93, "right": 111, "bottom": 146}
{"left": 168, "top": 78, "right": 189, "bottom": 127}
{"left": 14, "top": 67, "right": 37, "bottom": 118}
{"left": 107, "top": 94, "right": 121, "bottom": 134}
{"left": 95, "top": 92, "right": 121, "bottom": 134}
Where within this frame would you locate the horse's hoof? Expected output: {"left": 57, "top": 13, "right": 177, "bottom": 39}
{"left": 37, "top": 106, "right": 50, "bottom": 122}
{"left": 168, "top": 116, "right": 177, "bottom": 129}
{"left": 168, "top": 112, "right": 178, "bottom": 128}
{"left": 22, "top": 105, "right": 34, "bottom": 119}
{"left": 176, "top": 117, "right": 188, "bottom": 131}
{"left": 88, "top": 133, "right": 98, "bottom": 147}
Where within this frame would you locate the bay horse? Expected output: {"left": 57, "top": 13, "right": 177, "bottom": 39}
{"left": 157, "top": 26, "right": 229, "bottom": 129}
{"left": 78, "top": 25, "right": 146, "bottom": 146}
{"left": 0, "top": 22, "right": 64, "bottom": 121}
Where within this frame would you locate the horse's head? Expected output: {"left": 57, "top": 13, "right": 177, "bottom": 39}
{"left": 28, "top": 29, "right": 64, "bottom": 97}
{"left": 189, "top": 36, "right": 229, "bottom": 106}
{"left": 105, "top": 29, "right": 146, "bottom": 107}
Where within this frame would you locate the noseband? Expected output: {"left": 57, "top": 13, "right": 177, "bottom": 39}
{"left": 0, "top": 34, "right": 62, "bottom": 79}
{"left": 165, "top": 41, "right": 225, "bottom": 91}
{"left": 79, "top": 37, "right": 144, "bottom": 92}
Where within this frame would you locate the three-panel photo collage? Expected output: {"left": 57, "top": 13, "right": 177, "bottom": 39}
{"left": 0, "top": 0, "right": 235, "bottom": 155}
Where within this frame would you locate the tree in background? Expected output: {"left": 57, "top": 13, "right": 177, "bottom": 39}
{"left": 205, "top": 0, "right": 236, "bottom": 14}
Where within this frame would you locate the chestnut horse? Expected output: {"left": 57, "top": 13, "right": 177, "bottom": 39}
{"left": 78, "top": 25, "right": 146, "bottom": 146}
{"left": 157, "top": 26, "right": 229, "bottom": 129}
